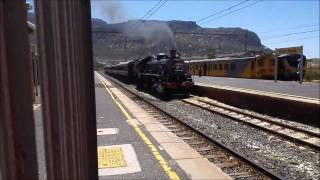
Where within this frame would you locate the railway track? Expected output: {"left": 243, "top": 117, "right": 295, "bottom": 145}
{"left": 182, "top": 97, "right": 320, "bottom": 150}
{"left": 100, "top": 72, "right": 283, "bottom": 180}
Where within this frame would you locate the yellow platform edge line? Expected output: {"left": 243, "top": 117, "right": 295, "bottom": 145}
{"left": 95, "top": 72, "right": 180, "bottom": 180}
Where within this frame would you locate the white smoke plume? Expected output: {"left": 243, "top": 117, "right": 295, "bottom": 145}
{"left": 96, "top": 1, "right": 176, "bottom": 50}
{"left": 124, "top": 20, "right": 176, "bottom": 50}
{"left": 98, "top": 0, "right": 128, "bottom": 23}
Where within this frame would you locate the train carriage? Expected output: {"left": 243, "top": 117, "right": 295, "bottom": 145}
{"left": 187, "top": 53, "right": 306, "bottom": 80}
{"left": 104, "top": 60, "right": 136, "bottom": 82}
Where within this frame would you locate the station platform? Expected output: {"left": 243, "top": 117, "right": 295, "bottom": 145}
{"left": 95, "top": 72, "right": 231, "bottom": 180}
{"left": 33, "top": 95, "right": 47, "bottom": 180}
{"left": 192, "top": 76, "right": 320, "bottom": 104}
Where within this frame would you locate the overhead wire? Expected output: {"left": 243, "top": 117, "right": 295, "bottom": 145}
{"left": 263, "top": 36, "right": 319, "bottom": 45}
{"left": 199, "top": 0, "right": 264, "bottom": 26}
{"left": 139, "top": 0, "right": 164, "bottom": 20}
{"left": 262, "top": 29, "right": 319, "bottom": 41}
{"left": 131, "top": 0, "right": 168, "bottom": 32}
{"left": 196, "top": 0, "right": 249, "bottom": 23}
{"left": 144, "top": 0, "right": 168, "bottom": 20}
{"left": 259, "top": 24, "right": 320, "bottom": 34}
{"left": 129, "top": 0, "right": 163, "bottom": 31}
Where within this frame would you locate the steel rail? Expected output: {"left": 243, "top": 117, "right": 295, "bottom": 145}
{"left": 100, "top": 72, "right": 284, "bottom": 180}
{"left": 183, "top": 99, "right": 320, "bottom": 151}
{"left": 197, "top": 98, "right": 320, "bottom": 138}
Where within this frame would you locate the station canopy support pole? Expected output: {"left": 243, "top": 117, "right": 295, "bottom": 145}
{"left": 299, "top": 46, "right": 304, "bottom": 84}
{"left": 274, "top": 49, "right": 278, "bottom": 82}
{"left": 0, "top": 1, "right": 39, "bottom": 179}
{"left": 34, "top": 0, "right": 98, "bottom": 179}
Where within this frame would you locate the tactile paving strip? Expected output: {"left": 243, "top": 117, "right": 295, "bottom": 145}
{"left": 98, "top": 147, "right": 127, "bottom": 168}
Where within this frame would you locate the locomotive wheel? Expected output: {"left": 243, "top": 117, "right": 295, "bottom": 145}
{"left": 154, "top": 83, "right": 165, "bottom": 94}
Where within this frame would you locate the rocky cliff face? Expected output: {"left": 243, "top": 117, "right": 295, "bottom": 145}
{"left": 91, "top": 18, "right": 265, "bottom": 61}
{"left": 28, "top": 13, "right": 267, "bottom": 63}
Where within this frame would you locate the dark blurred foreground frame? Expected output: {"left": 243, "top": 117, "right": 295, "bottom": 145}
{"left": 0, "top": 0, "right": 38, "bottom": 179}
{"left": 34, "top": 0, "right": 98, "bottom": 179}
{"left": 0, "top": 0, "right": 98, "bottom": 179}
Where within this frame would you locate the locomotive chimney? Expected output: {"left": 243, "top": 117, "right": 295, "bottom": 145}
{"left": 170, "top": 49, "right": 177, "bottom": 59}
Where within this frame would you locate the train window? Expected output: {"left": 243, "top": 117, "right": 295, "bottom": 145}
{"left": 213, "top": 64, "right": 217, "bottom": 70}
{"left": 258, "top": 60, "right": 264, "bottom": 67}
{"left": 224, "top": 64, "right": 229, "bottom": 71}
{"left": 231, "top": 63, "right": 235, "bottom": 71}
{"left": 218, "top": 64, "right": 223, "bottom": 70}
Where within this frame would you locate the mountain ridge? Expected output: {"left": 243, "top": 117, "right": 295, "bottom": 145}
{"left": 27, "top": 12, "right": 270, "bottom": 63}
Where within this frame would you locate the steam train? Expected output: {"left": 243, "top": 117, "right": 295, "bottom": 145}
{"left": 185, "top": 53, "right": 306, "bottom": 80}
{"left": 104, "top": 50, "right": 194, "bottom": 95}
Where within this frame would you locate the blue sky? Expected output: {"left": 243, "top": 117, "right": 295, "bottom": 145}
{"left": 28, "top": 0, "right": 320, "bottom": 58}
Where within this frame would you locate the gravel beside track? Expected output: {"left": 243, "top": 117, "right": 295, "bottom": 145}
{"left": 150, "top": 99, "right": 319, "bottom": 179}
{"left": 183, "top": 97, "right": 320, "bottom": 150}
{"left": 193, "top": 97, "right": 320, "bottom": 133}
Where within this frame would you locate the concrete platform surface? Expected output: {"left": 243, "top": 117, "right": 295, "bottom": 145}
{"left": 95, "top": 74, "right": 188, "bottom": 180}
{"left": 193, "top": 76, "right": 320, "bottom": 99}
{"left": 96, "top": 72, "right": 232, "bottom": 180}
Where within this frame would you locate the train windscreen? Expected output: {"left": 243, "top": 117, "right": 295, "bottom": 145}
{"left": 284, "top": 54, "right": 306, "bottom": 67}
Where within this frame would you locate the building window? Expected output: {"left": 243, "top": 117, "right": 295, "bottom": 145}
{"left": 213, "top": 64, "right": 217, "bottom": 70}
{"left": 258, "top": 60, "right": 264, "bottom": 67}
{"left": 224, "top": 64, "right": 229, "bottom": 71}
{"left": 231, "top": 63, "right": 236, "bottom": 71}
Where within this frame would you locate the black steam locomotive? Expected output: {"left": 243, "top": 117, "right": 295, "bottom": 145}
{"left": 104, "top": 50, "right": 194, "bottom": 95}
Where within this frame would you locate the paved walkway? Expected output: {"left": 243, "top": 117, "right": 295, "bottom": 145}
{"left": 96, "top": 72, "right": 231, "bottom": 180}
{"left": 95, "top": 73, "right": 188, "bottom": 180}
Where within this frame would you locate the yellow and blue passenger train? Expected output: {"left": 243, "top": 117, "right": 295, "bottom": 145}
{"left": 185, "top": 53, "right": 306, "bottom": 80}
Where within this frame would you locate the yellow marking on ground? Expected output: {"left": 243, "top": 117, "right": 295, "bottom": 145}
{"left": 98, "top": 147, "right": 127, "bottom": 169}
{"left": 95, "top": 72, "right": 180, "bottom": 180}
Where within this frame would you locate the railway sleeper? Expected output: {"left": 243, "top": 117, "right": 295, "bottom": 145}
{"left": 165, "top": 125, "right": 179, "bottom": 129}
{"left": 168, "top": 128, "right": 183, "bottom": 132}
{"left": 175, "top": 131, "right": 189, "bottom": 136}
{"left": 215, "top": 160, "right": 239, "bottom": 168}
{"left": 181, "top": 136, "right": 196, "bottom": 140}
{"left": 196, "top": 146, "right": 213, "bottom": 152}
{"left": 205, "top": 154, "right": 228, "bottom": 159}
{"left": 187, "top": 141, "right": 206, "bottom": 146}
{"left": 161, "top": 122, "right": 174, "bottom": 126}
{"left": 230, "top": 173, "right": 256, "bottom": 179}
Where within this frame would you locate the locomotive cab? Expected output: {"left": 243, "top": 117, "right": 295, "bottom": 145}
{"left": 278, "top": 54, "right": 306, "bottom": 80}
